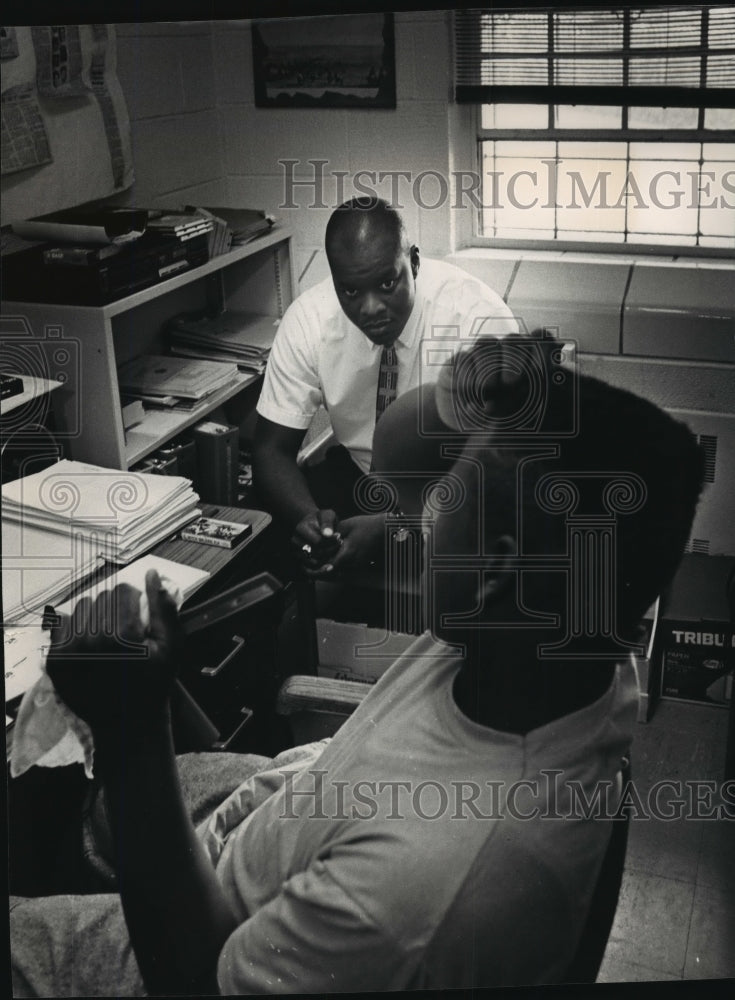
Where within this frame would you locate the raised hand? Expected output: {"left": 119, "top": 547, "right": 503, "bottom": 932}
{"left": 45, "top": 569, "right": 181, "bottom": 734}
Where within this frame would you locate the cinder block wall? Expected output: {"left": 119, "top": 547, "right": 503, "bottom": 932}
{"left": 112, "top": 22, "right": 230, "bottom": 210}
{"left": 212, "top": 12, "right": 460, "bottom": 292}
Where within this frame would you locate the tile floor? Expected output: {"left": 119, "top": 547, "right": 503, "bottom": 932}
{"left": 597, "top": 699, "right": 735, "bottom": 983}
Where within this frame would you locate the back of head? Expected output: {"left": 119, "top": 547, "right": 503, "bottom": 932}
{"left": 506, "top": 364, "right": 706, "bottom": 640}
{"left": 374, "top": 335, "right": 706, "bottom": 644}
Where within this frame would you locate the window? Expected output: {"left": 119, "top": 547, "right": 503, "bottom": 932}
{"left": 455, "top": 5, "right": 735, "bottom": 251}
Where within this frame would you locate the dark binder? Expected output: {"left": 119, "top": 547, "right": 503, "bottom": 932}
{"left": 193, "top": 420, "right": 239, "bottom": 505}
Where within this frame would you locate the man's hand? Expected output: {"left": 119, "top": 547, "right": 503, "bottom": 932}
{"left": 292, "top": 508, "right": 343, "bottom": 570}
{"left": 46, "top": 569, "right": 180, "bottom": 735}
{"left": 312, "top": 513, "right": 385, "bottom": 577}
{"left": 46, "top": 569, "right": 240, "bottom": 996}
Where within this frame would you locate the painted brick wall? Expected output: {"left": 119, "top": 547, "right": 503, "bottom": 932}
{"left": 112, "top": 22, "right": 229, "bottom": 210}
{"left": 212, "top": 12, "right": 459, "bottom": 293}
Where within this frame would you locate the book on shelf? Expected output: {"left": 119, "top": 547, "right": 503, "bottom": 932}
{"left": 185, "top": 206, "right": 275, "bottom": 249}
{"left": 188, "top": 207, "right": 232, "bottom": 258}
{"left": 118, "top": 354, "right": 238, "bottom": 402}
{"left": 147, "top": 210, "right": 215, "bottom": 244}
{"left": 129, "top": 393, "right": 179, "bottom": 408}
{"left": 121, "top": 398, "right": 145, "bottom": 430}
{"left": 193, "top": 421, "right": 239, "bottom": 506}
{"left": 168, "top": 311, "right": 277, "bottom": 374}
{"left": 169, "top": 345, "right": 267, "bottom": 375}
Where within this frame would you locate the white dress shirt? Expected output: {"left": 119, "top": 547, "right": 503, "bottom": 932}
{"left": 257, "top": 258, "right": 519, "bottom": 473}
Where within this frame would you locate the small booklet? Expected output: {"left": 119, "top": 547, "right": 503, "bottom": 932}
{"left": 181, "top": 516, "right": 252, "bottom": 549}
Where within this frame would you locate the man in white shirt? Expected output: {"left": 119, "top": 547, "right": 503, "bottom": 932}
{"left": 253, "top": 196, "right": 517, "bottom": 575}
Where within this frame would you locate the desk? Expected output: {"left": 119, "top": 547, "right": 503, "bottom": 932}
{"left": 6, "top": 503, "right": 283, "bottom": 895}
{"left": 5, "top": 504, "right": 274, "bottom": 759}
{"left": 153, "top": 504, "right": 271, "bottom": 604}
{"left": 153, "top": 503, "right": 285, "bottom": 753}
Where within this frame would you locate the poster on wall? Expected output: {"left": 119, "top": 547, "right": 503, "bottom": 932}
{"left": 0, "top": 24, "right": 134, "bottom": 223}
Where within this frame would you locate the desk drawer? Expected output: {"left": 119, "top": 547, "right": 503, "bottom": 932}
{"left": 179, "top": 624, "right": 282, "bottom": 754}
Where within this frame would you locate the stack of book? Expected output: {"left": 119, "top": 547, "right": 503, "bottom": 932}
{"left": 168, "top": 311, "right": 277, "bottom": 375}
{"left": 2, "top": 459, "right": 201, "bottom": 565}
{"left": 185, "top": 206, "right": 275, "bottom": 254}
{"left": 118, "top": 354, "right": 239, "bottom": 410}
{"left": 188, "top": 208, "right": 232, "bottom": 258}
{"left": 146, "top": 210, "right": 214, "bottom": 243}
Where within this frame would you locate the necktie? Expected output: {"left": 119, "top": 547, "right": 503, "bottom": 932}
{"left": 375, "top": 344, "right": 399, "bottom": 424}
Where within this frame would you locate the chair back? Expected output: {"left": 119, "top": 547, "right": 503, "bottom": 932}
{"left": 561, "top": 756, "right": 632, "bottom": 983}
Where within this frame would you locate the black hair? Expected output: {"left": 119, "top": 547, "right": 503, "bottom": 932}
{"left": 325, "top": 197, "right": 410, "bottom": 261}
{"left": 474, "top": 358, "right": 706, "bottom": 641}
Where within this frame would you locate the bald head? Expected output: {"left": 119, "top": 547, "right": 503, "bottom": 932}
{"left": 325, "top": 197, "right": 420, "bottom": 346}
{"left": 325, "top": 197, "right": 411, "bottom": 266}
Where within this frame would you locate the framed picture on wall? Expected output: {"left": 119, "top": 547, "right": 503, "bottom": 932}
{"left": 252, "top": 12, "right": 396, "bottom": 109}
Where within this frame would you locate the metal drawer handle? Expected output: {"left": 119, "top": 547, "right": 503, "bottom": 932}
{"left": 213, "top": 706, "right": 254, "bottom": 751}
{"left": 200, "top": 634, "right": 246, "bottom": 678}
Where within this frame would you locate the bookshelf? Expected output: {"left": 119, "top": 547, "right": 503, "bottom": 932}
{"left": 1, "top": 228, "right": 294, "bottom": 470}
{"left": 0, "top": 376, "right": 62, "bottom": 416}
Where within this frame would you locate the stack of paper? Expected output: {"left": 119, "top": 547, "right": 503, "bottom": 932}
{"left": 2, "top": 460, "right": 201, "bottom": 565}
{"left": 168, "top": 311, "right": 278, "bottom": 375}
{"left": 5, "top": 554, "right": 211, "bottom": 723}
{"left": 54, "top": 553, "right": 211, "bottom": 616}
{"left": 3, "top": 518, "right": 104, "bottom": 626}
{"left": 118, "top": 354, "right": 238, "bottom": 402}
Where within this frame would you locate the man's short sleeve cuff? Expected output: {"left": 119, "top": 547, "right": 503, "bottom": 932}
{"left": 256, "top": 398, "right": 315, "bottom": 431}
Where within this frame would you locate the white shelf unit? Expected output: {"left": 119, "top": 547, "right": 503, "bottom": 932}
{"left": 0, "top": 376, "right": 62, "bottom": 416}
{"left": 1, "top": 228, "right": 294, "bottom": 470}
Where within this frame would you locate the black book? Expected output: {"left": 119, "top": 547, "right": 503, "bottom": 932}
{"left": 1, "top": 373, "right": 24, "bottom": 401}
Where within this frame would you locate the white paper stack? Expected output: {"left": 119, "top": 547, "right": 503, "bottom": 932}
{"left": 2, "top": 518, "right": 104, "bottom": 626}
{"left": 4, "top": 553, "right": 211, "bottom": 705}
{"left": 2, "top": 459, "right": 201, "bottom": 566}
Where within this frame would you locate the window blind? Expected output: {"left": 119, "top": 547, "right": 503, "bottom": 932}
{"left": 455, "top": 4, "right": 735, "bottom": 108}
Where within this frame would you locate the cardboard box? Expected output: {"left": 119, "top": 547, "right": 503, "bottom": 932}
{"left": 658, "top": 554, "right": 734, "bottom": 707}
